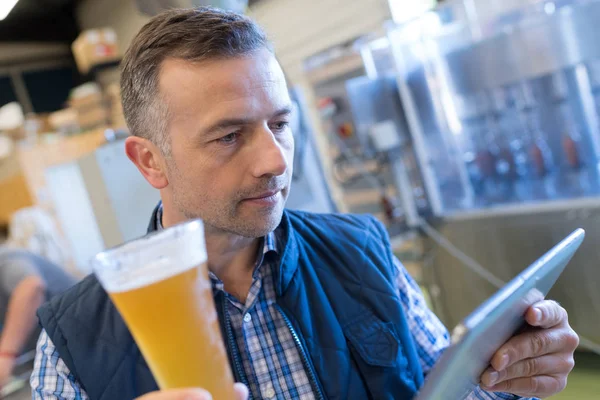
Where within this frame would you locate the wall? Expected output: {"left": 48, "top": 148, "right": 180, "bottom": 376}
{"left": 248, "top": 0, "right": 391, "bottom": 81}
{"left": 76, "top": 0, "right": 390, "bottom": 80}
{"left": 76, "top": 0, "right": 150, "bottom": 52}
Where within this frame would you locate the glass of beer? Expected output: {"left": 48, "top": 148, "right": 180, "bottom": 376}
{"left": 92, "top": 220, "right": 236, "bottom": 398}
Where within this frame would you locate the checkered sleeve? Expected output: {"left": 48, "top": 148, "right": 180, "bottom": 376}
{"left": 392, "top": 258, "right": 534, "bottom": 400}
{"left": 393, "top": 257, "right": 450, "bottom": 375}
{"left": 30, "top": 329, "right": 89, "bottom": 400}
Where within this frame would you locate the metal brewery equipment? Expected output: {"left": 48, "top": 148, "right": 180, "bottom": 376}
{"left": 390, "top": 0, "right": 600, "bottom": 213}
{"left": 375, "top": 0, "right": 600, "bottom": 348}
{"left": 306, "top": 38, "right": 430, "bottom": 233}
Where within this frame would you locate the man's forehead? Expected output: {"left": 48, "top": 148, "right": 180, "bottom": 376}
{"left": 159, "top": 52, "right": 285, "bottom": 98}
{"left": 159, "top": 53, "right": 289, "bottom": 120}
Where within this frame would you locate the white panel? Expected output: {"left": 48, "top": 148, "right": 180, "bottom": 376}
{"left": 45, "top": 163, "right": 106, "bottom": 274}
{"left": 94, "top": 141, "right": 161, "bottom": 243}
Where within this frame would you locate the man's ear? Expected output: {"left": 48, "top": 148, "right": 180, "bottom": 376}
{"left": 125, "top": 136, "right": 169, "bottom": 189}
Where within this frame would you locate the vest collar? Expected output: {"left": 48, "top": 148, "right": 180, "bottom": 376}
{"left": 275, "top": 210, "right": 300, "bottom": 296}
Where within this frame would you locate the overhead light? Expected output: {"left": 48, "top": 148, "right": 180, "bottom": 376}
{"left": 0, "top": 0, "right": 19, "bottom": 21}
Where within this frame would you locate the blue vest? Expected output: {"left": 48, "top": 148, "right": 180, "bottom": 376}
{"left": 38, "top": 209, "right": 424, "bottom": 399}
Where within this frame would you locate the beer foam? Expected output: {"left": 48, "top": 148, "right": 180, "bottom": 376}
{"left": 93, "top": 220, "right": 208, "bottom": 293}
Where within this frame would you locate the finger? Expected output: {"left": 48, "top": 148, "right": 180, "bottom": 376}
{"left": 136, "top": 389, "right": 213, "bottom": 400}
{"left": 481, "top": 354, "right": 575, "bottom": 387}
{"left": 482, "top": 375, "right": 568, "bottom": 397}
{"left": 234, "top": 383, "right": 249, "bottom": 400}
{"left": 181, "top": 390, "right": 213, "bottom": 400}
{"left": 525, "top": 300, "right": 567, "bottom": 329}
{"left": 490, "top": 329, "right": 570, "bottom": 371}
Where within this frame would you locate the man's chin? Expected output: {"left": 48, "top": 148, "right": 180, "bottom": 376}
{"left": 234, "top": 206, "right": 285, "bottom": 238}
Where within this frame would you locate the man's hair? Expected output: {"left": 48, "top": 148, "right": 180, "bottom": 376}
{"left": 120, "top": 7, "right": 271, "bottom": 153}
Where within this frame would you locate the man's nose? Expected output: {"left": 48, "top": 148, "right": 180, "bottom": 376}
{"left": 249, "top": 126, "right": 288, "bottom": 178}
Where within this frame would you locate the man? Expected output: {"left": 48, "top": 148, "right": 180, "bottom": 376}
{"left": 0, "top": 248, "right": 75, "bottom": 388}
{"left": 31, "top": 7, "right": 579, "bottom": 400}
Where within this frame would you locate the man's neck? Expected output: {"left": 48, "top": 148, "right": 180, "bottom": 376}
{"left": 205, "top": 227, "right": 260, "bottom": 274}
{"left": 162, "top": 205, "right": 260, "bottom": 302}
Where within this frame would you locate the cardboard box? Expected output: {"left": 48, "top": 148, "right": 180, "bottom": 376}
{"left": 35, "top": 113, "right": 54, "bottom": 134}
{"left": 104, "top": 83, "right": 127, "bottom": 129}
{"left": 72, "top": 28, "right": 121, "bottom": 74}
{"left": 69, "top": 92, "right": 104, "bottom": 110}
{"left": 4, "top": 126, "right": 25, "bottom": 141}
{"left": 0, "top": 173, "right": 34, "bottom": 226}
{"left": 105, "top": 84, "right": 121, "bottom": 111}
{"left": 77, "top": 106, "right": 109, "bottom": 130}
{"left": 67, "top": 83, "right": 109, "bottom": 130}
{"left": 3, "top": 113, "right": 56, "bottom": 142}
{"left": 105, "top": 82, "right": 120, "bottom": 98}
{"left": 49, "top": 108, "right": 79, "bottom": 133}
{"left": 70, "top": 83, "right": 105, "bottom": 113}
{"left": 110, "top": 112, "right": 127, "bottom": 129}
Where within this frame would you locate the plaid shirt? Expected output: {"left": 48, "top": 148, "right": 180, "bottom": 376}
{"left": 31, "top": 218, "right": 528, "bottom": 400}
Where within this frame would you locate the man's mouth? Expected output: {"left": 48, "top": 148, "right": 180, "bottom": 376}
{"left": 243, "top": 189, "right": 283, "bottom": 206}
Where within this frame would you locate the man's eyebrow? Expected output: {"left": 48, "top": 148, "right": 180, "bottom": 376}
{"left": 204, "top": 105, "right": 293, "bottom": 136}
{"left": 204, "top": 118, "right": 252, "bottom": 136}
{"left": 273, "top": 105, "right": 293, "bottom": 118}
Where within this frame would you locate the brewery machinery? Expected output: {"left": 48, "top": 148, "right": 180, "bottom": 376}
{"left": 312, "top": 0, "right": 600, "bottom": 350}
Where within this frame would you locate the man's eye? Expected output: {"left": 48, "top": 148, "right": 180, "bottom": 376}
{"left": 218, "top": 132, "right": 240, "bottom": 144}
{"left": 272, "top": 121, "right": 289, "bottom": 132}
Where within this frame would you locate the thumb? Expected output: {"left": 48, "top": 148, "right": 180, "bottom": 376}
{"left": 234, "top": 383, "right": 249, "bottom": 400}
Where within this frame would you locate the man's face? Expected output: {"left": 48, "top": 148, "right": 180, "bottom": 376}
{"left": 158, "top": 49, "right": 294, "bottom": 238}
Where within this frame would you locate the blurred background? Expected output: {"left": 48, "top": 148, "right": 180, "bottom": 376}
{"left": 0, "top": 0, "right": 599, "bottom": 398}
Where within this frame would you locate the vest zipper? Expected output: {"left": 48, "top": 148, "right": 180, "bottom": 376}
{"left": 221, "top": 297, "right": 252, "bottom": 399}
{"left": 276, "top": 305, "right": 326, "bottom": 400}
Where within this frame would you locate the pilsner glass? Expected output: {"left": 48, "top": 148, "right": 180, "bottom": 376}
{"left": 92, "top": 220, "right": 235, "bottom": 398}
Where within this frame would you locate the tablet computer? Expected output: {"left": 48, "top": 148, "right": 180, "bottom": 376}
{"left": 415, "top": 228, "right": 585, "bottom": 400}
